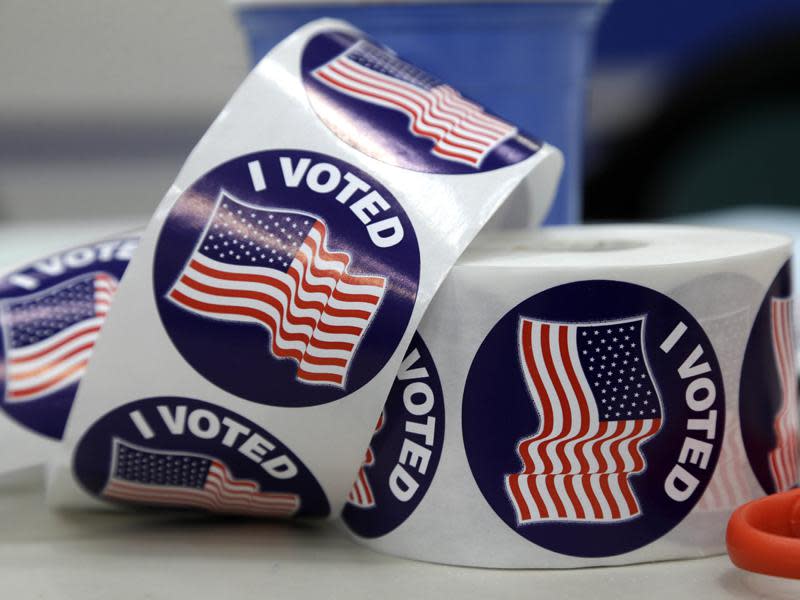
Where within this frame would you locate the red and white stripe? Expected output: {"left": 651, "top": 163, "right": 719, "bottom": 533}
{"left": 348, "top": 446, "right": 377, "bottom": 508}
{"left": 696, "top": 410, "right": 752, "bottom": 511}
{"left": 4, "top": 273, "right": 117, "bottom": 403}
{"left": 769, "top": 297, "right": 799, "bottom": 492}
{"left": 103, "top": 447, "right": 300, "bottom": 518}
{"left": 168, "top": 219, "right": 385, "bottom": 388}
{"left": 104, "top": 462, "right": 300, "bottom": 517}
{"left": 94, "top": 273, "right": 116, "bottom": 316}
{"left": 348, "top": 411, "right": 385, "bottom": 508}
{"left": 506, "top": 318, "right": 662, "bottom": 523}
{"left": 313, "top": 43, "right": 517, "bottom": 167}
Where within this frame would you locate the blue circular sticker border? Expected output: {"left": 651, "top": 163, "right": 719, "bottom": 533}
{"left": 740, "top": 261, "right": 798, "bottom": 496}
{"left": 0, "top": 235, "right": 137, "bottom": 439}
{"left": 462, "top": 280, "right": 725, "bottom": 558}
{"left": 73, "top": 396, "right": 330, "bottom": 519}
{"left": 301, "top": 30, "right": 540, "bottom": 175}
{"left": 152, "top": 149, "right": 421, "bottom": 408}
{"left": 343, "top": 332, "right": 445, "bottom": 538}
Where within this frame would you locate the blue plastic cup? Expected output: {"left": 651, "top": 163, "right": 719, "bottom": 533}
{"left": 232, "top": 1, "right": 607, "bottom": 225}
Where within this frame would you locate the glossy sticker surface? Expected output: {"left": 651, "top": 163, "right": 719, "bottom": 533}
{"left": 73, "top": 397, "right": 330, "bottom": 518}
{"left": 740, "top": 261, "right": 799, "bottom": 495}
{"left": 462, "top": 281, "right": 725, "bottom": 557}
{"left": 152, "top": 150, "right": 420, "bottom": 407}
{"left": 0, "top": 236, "right": 137, "bottom": 438}
{"left": 343, "top": 333, "right": 445, "bottom": 538}
{"left": 302, "top": 30, "right": 540, "bottom": 174}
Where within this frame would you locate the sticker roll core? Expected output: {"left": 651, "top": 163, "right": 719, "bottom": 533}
{"left": 342, "top": 225, "right": 797, "bottom": 568}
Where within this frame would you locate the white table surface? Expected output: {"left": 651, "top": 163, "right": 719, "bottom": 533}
{"left": 2, "top": 219, "right": 800, "bottom": 600}
{"left": 1, "top": 467, "right": 798, "bottom": 600}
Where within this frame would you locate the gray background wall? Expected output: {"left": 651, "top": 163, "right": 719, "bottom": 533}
{"left": 0, "top": 1, "right": 249, "bottom": 222}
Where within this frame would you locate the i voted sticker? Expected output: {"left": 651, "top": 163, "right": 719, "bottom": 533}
{"left": 302, "top": 30, "right": 540, "bottom": 174}
{"left": 152, "top": 150, "right": 420, "bottom": 407}
{"left": 343, "top": 333, "right": 445, "bottom": 538}
{"left": 73, "top": 397, "right": 329, "bottom": 518}
{"left": 740, "top": 261, "right": 799, "bottom": 495}
{"left": 0, "top": 236, "right": 137, "bottom": 438}
{"left": 462, "top": 281, "right": 725, "bottom": 557}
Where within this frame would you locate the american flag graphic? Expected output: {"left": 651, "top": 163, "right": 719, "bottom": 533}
{"left": 102, "top": 439, "right": 301, "bottom": 517}
{"left": 312, "top": 40, "right": 518, "bottom": 168}
{"left": 768, "top": 297, "right": 799, "bottom": 492}
{"left": 167, "top": 194, "right": 386, "bottom": 388}
{"left": 697, "top": 408, "right": 752, "bottom": 511}
{"left": 1, "top": 272, "right": 117, "bottom": 403}
{"left": 348, "top": 411, "right": 385, "bottom": 508}
{"left": 507, "top": 316, "right": 663, "bottom": 524}
{"left": 694, "top": 308, "right": 754, "bottom": 512}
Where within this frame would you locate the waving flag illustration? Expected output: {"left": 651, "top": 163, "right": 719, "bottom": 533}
{"left": 691, "top": 307, "right": 753, "bottom": 511}
{"left": 507, "top": 316, "right": 663, "bottom": 524}
{"left": 167, "top": 194, "right": 386, "bottom": 388}
{"left": 768, "top": 297, "right": 799, "bottom": 492}
{"left": 697, "top": 409, "right": 752, "bottom": 511}
{"left": 348, "top": 411, "right": 385, "bottom": 508}
{"left": 1, "top": 272, "right": 117, "bottom": 403}
{"left": 312, "top": 40, "right": 518, "bottom": 168}
{"left": 102, "top": 440, "right": 301, "bottom": 517}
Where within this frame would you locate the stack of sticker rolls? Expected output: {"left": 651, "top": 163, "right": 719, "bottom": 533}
{"left": 0, "top": 224, "right": 793, "bottom": 567}
{"left": 342, "top": 226, "right": 795, "bottom": 567}
{"left": 0, "top": 17, "right": 796, "bottom": 569}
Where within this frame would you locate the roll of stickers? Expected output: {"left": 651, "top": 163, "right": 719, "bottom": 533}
{"left": 0, "top": 233, "right": 139, "bottom": 474}
{"left": 3, "top": 225, "right": 795, "bottom": 568}
{"left": 43, "top": 19, "right": 562, "bottom": 517}
{"left": 342, "top": 225, "right": 797, "bottom": 568}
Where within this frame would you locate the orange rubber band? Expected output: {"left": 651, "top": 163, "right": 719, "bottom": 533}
{"left": 727, "top": 488, "right": 800, "bottom": 579}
